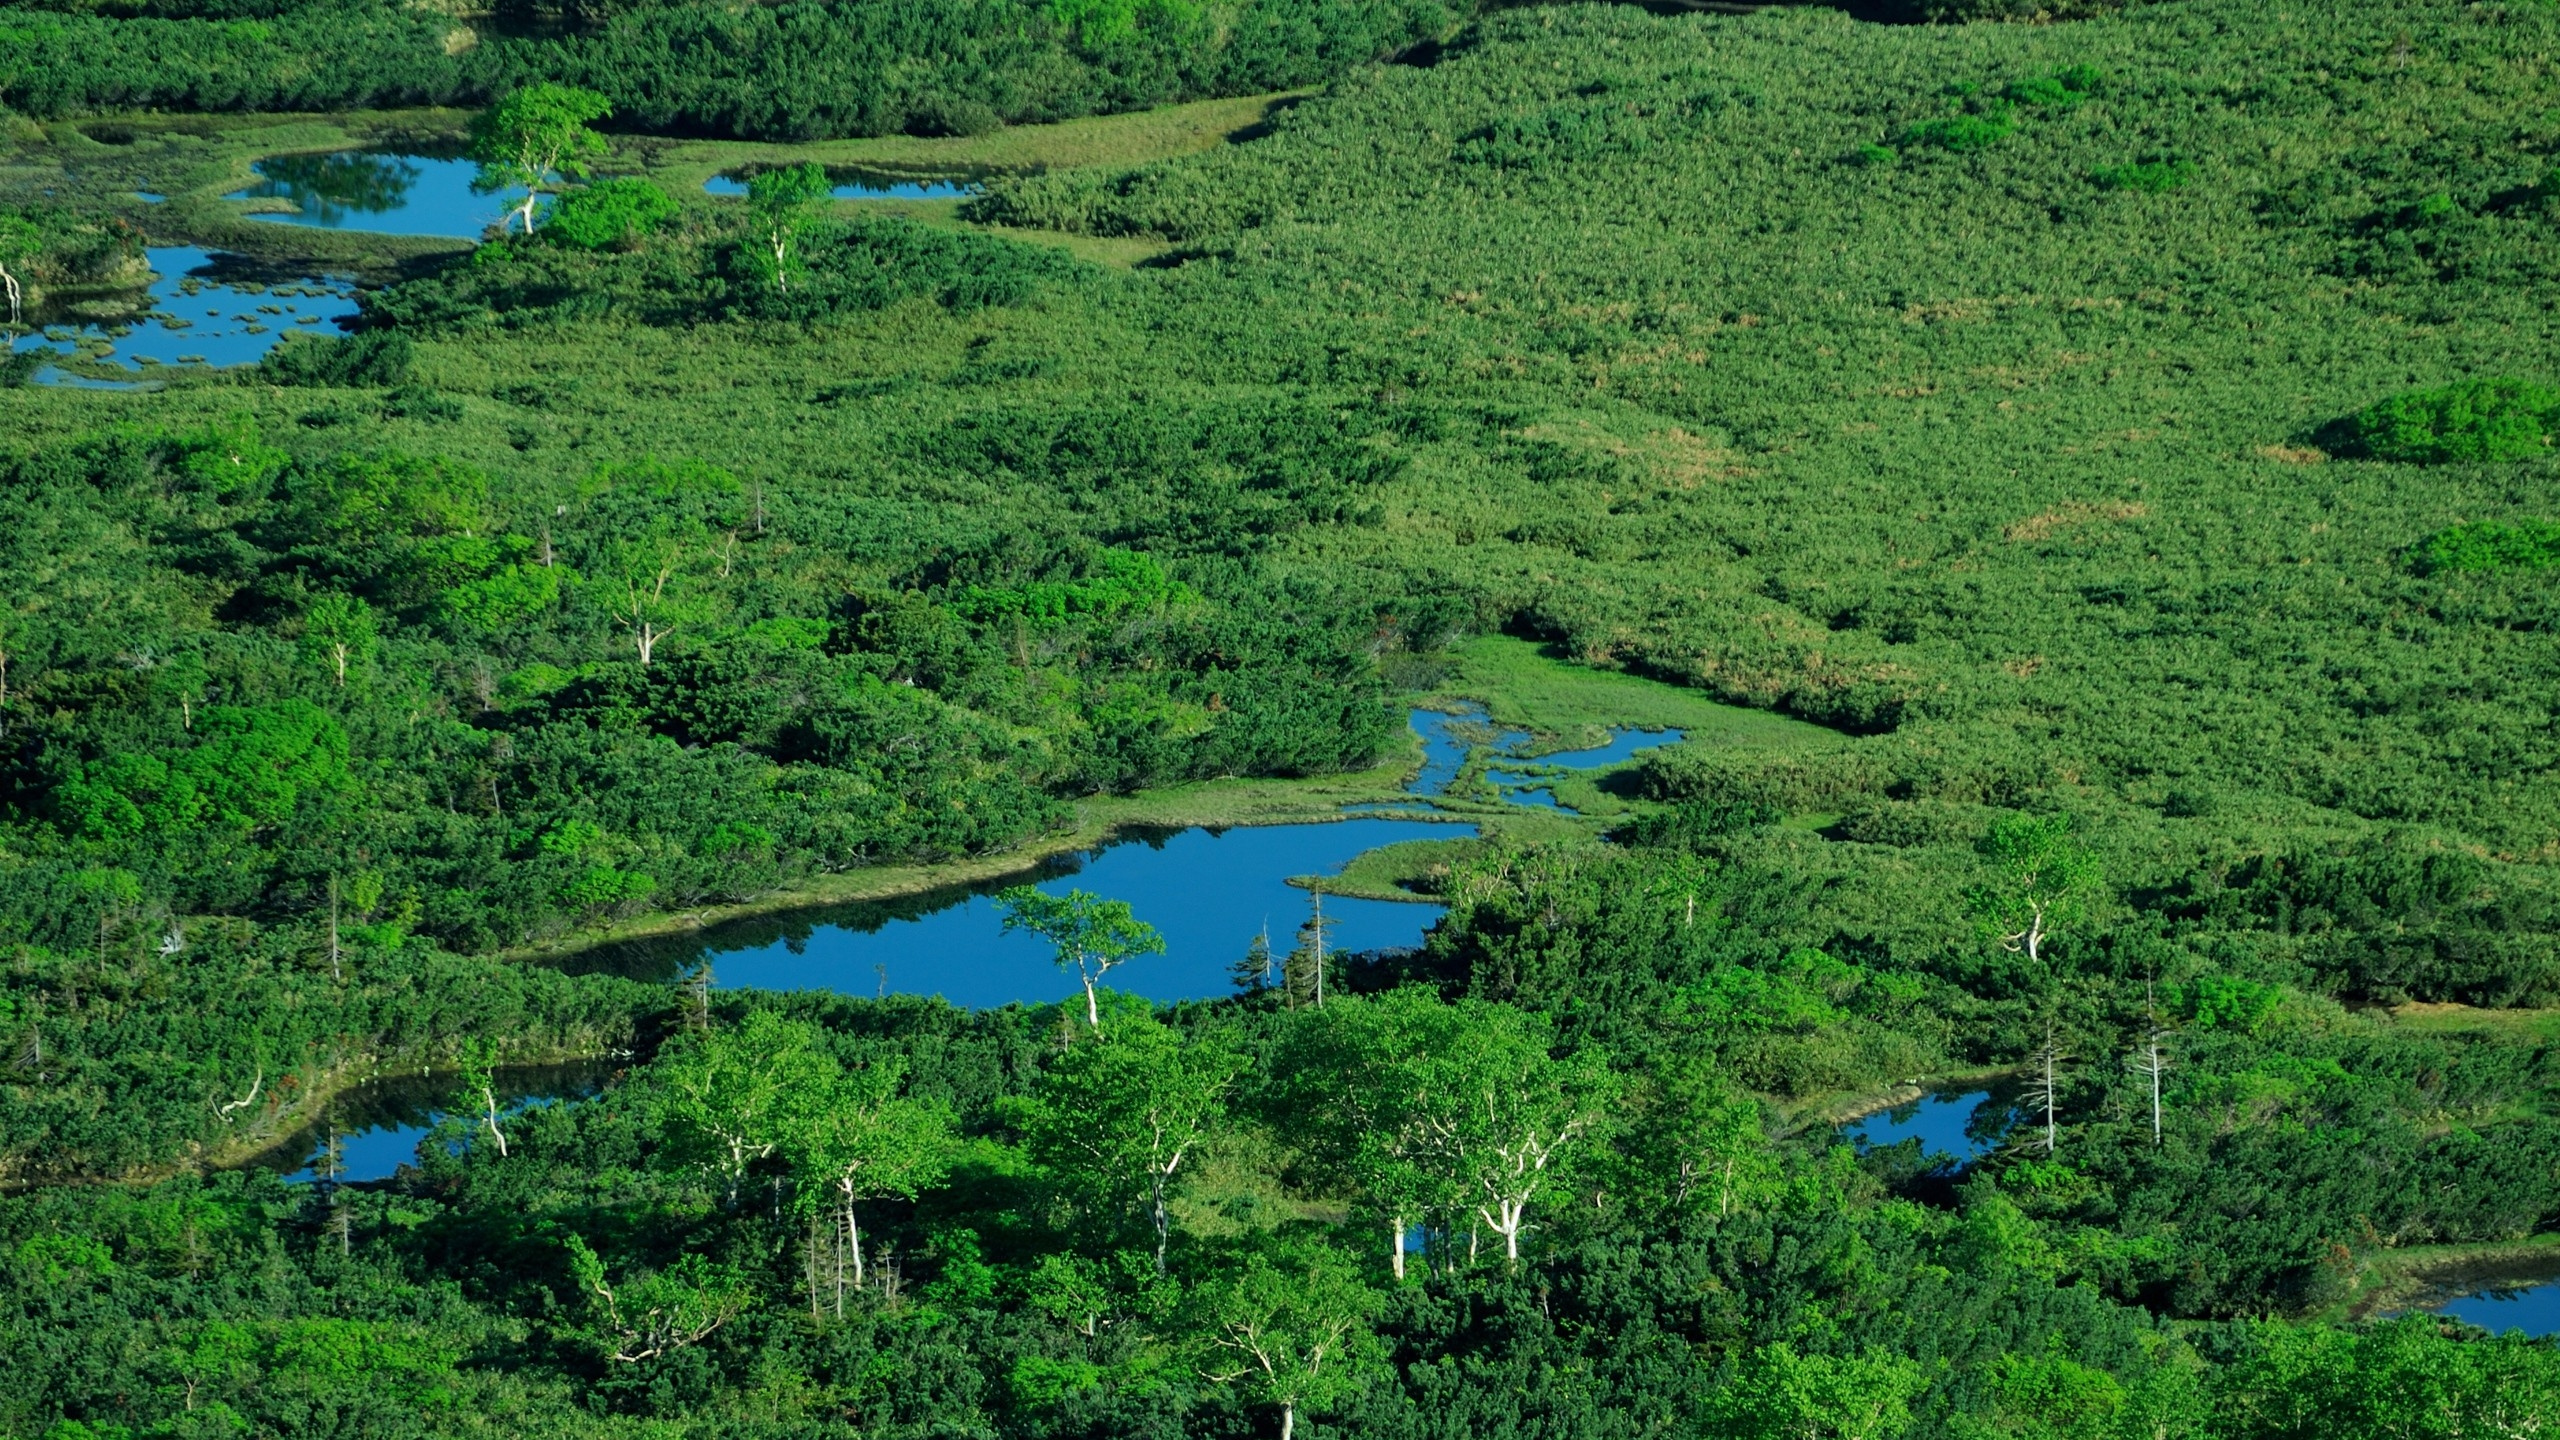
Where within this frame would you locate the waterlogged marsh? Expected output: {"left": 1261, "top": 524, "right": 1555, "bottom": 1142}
{"left": 27, "top": 244, "right": 356, "bottom": 383}
{"left": 1407, "top": 703, "right": 1684, "bottom": 811}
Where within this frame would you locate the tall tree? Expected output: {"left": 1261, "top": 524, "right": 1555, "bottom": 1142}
{"left": 997, "top": 887, "right": 1165, "bottom": 1032}
{"left": 785, "top": 1056, "right": 954, "bottom": 1314}
{"left": 469, "top": 84, "right": 612, "bottom": 235}
{"left": 1011, "top": 1019, "right": 1236, "bottom": 1275}
{"left": 1964, "top": 813, "right": 2103, "bottom": 975}
{"left": 745, "top": 162, "right": 832, "bottom": 293}
{"left": 651, "top": 1010, "right": 832, "bottom": 1193}
{"left": 0, "top": 213, "right": 34, "bottom": 346}
{"left": 1190, "top": 1243, "right": 1383, "bottom": 1440}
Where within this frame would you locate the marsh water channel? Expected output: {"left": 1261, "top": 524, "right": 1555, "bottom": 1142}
{"left": 277, "top": 707, "right": 1677, "bottom": 1179}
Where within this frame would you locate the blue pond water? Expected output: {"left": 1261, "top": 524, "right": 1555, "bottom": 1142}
{"left": 705, "top": 171, "right": 975, "bottom": 201}
{"left": 1842, "top": 1090, "right": 1998, "bottom": 1165}
{"left": 699, "top": 817, "right": 1466, "bottom": 1007}
{"left": 230, "top": 152, "right": 527, "bottom": 238}
{"left": 2437, "top": 1280, "right": 2560, "bottom": 1337}
{"left": 27, "top": 245, "right": 357, "bottom": 384}
{"left": 272, "top": 1065, "right": 612, "bottom": 1183}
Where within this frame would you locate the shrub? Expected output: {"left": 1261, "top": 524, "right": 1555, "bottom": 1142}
{"left": 2001, "top": 65, "right": 2101, "bottom": 109}
{"left": 1898, "top": 109, "right": 2017, "bottom": 153}
{"left": 258, "top": 328, "right": 413, "bottom": 387}
{"left": 2406, "top": 518, "right": 2560, "bottom": 575}
{"left": 2092, "top": 157, "right": 2195, "bottom": 192}
{"left": 543, "top": 177, "right": 680, "bottom": 252}
{"left": 2346, "top": 378, "right": 2559, "bottom": 463}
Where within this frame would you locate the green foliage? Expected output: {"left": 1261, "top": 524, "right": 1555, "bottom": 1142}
{"left": 1899, "top": 109, "right": 2019, "bottom": 154}
{"left": 256, "top": 328, "right": 413, "bottom": 388}
{"left": 956, "top": 548, "right": 1193, "bottom": 626}
{"left": 0, "top": 0, "right": 1457, "bottom": 141}
{"left": 2407, "top": 517, "right": 2560, "bottom": 575}
{"left": 469, "top": 82, "right": 612, "bottom": 233}
{"left": 2091, "top": 156, "right": 2196, "bottom": 192}
{"left": 542, "top": 177, "right": 680, "bottom": 252}
{"left": 2345, "top": 377, "right": 2559, "bottom": 463}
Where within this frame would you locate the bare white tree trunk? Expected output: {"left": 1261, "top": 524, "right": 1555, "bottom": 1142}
{"left": 1391, "top": 1214, "right": 1406, "bottom": 1282}
{"left": 480, "top": 1081, "right": 509, "bottom": 1157}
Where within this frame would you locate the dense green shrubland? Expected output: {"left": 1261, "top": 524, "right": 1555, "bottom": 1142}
{"left": 3, "top": 0, "right": 2560, "bottom": 1430}
{"left": 0, "top": 0, "right": 1460, "bottom": 140}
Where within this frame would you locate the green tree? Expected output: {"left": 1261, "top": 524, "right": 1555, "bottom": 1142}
{"left": 745, "top": 162, "right": 832, "bottom": 292}
{"left": 1439, "top": 1003, "right": 1615, "bottom": 1267}
{"left": 651, "top": 1010, "right": 832, "bottom": 1191}
{"left": 469, "top": 83, "right": 612, "bottom": 235}
{"left": 298, "top": 592, "right": 377, "bottom": 688}
{"left": 1964, "top": 813, "right": 2102, "bottom": 975}
{"left": 1706, "top": 1344, "right": 1926, "bottom": 1440}
{"left": 0, "top": 212, "right": 35, "bottom": 344}
{"left": 1267, "top": 987, "right": 1469, "bottom": 1282}
{"left": 1190, "top": 1243, "right": 1383, "bottom": 1440}
{"left": 785, "top": 1056, "right": 954, "bottom": 1314}
{"left": 997, "top": 886, "right": 1166, "bottom": 1031}
{"left": 562, "top": 1235, "right": 752, "bottom": 1364}
{"left": 1012, "top": 1019, "right": 1237, "bottom": 1275}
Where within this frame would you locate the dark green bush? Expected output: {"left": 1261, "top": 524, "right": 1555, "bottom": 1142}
{"left": 1899, "top": 109, "right": 2018, "bottom": 153}
{"left": 2346, "top": 377, "right": 2559, "bottom": 463}
{"left": 256, "top": 327, "right": 414, "bottom": 387}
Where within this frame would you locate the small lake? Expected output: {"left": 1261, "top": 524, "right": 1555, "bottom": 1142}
{"left": 230, "top": 151, "right": 527, "bottom": 238}
{"left": 704, "top": 169, "right": 976, "bottom": 201}
{"left": 1841, "top": 1089, "right": 2000, "bottom": 1166}
{"left": 586, "top": 816, "right": 1470, "bottom": 1009}
{"left": 555, "top": 704, "right": 1681, "bottom": 1011}
{"left": 260, "top": 1062, "right": 616, "bottom": 1184}
{"left": 27, "top": 245, "right": 356, "bottom": 385}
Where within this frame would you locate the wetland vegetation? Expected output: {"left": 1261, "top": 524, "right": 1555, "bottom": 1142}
{"left": 4, "top": 0, "right": 2560, "bottom": 1434}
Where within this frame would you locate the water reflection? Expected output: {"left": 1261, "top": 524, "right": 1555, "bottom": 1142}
{"left": 1841, "top": 1089, "right": 2002, "bottom": 1166}
{"left": 231, "top": 151, "right": 523, "bottom": 238}
{"left": 704, "top": 169, "right": 978, "bottom": 201}
{"left": 569, "top": 818, "right": 1469, "bottom": 1009}
{"left": 259, "top": 1061, "right": 618, "bottom": 1183}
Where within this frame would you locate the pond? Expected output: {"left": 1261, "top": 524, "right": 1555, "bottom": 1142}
{"left": 230, "top": 151, "right": 527, "bottom": 239}
{"left": 584, "top": 816, "right": 1471, "bottom": 1009}
{"left": 259, "top": 1062, "right": 618, "bottom": 1184}
{"left": 1840, "top": 1089, "right": 2001, "bottom": 1167}
{"left": 703, "top": 169, "right": 977, "bottom": 201}
{"left": 23, "top": 245, "right": 356, "bottom": 385}
{"left": 554, "top": 704, "right": 1678, "bottom": 1012}
{"left": 2415, "top": 1267, "right": 2560, "bottom": 1338}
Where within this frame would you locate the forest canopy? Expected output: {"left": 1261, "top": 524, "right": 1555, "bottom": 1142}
{"left": 4, "top": 0, "right": 2560, "bottom": 1433}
